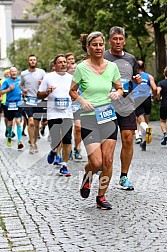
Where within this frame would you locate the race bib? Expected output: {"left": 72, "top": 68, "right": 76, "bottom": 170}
{"left": 72, "top": 102, "right": 80, "bottom": 113}
{"left": 26, "top": 97, "right": 38, "bottom": 106}
{"left": 8, "top": 102, "right": 18, "bottom": 110}
{"left": 54, "top": 98, "right": 70, "bottom": 110}
{"left": 95, "top": 104, "right": 117, "bottom": 124}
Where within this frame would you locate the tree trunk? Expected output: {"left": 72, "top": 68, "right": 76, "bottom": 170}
{"left": 154, "top": 23, "right": 166, "bottom": 75}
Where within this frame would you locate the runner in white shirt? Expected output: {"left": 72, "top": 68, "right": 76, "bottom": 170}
{"left": 37, "top": 54, "right": 73, "bottom": 176}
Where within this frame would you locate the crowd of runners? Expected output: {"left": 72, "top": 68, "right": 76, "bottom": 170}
{"left": 0, "top": 26, "right": 167, "bottom": 210}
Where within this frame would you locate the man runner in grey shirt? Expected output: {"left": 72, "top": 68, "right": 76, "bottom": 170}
{"left": 104, "top": 26, "right": 142, "bottom": 190}
{"left": 20, "top": 54, "right": 45, "bottom": 154}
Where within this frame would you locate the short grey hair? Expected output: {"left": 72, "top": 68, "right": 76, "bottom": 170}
{"left": 87, "top": 31, "right": 105, "bottom": 46}
{"left": 109, "top": 26, "right": 125, "bottom": 38}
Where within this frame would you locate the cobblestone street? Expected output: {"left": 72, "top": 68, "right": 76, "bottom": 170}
{"left": 0, "top": 120, "right": 167, "bottom": 252}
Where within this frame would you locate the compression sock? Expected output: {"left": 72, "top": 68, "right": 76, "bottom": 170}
{"left": 17, "top": 125, "right": 22, "bottom": 142}
{"left": 6, "top": 125, "right": 12, "bottom": 138}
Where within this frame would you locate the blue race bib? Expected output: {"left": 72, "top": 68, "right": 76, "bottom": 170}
{"left": 26, "top": 97, "right": 38, "bottom": 106}
{"left": 8, "top": 102, "right": 18, "bottom": 110}
{"left": 54, "top": 98, "right": 70, "bottom": 110}
{"left": 72, "top": 102, "right": 80, "bottom": 113}
{"left": 95, "top": 104, "right": 117, "bottom": 124}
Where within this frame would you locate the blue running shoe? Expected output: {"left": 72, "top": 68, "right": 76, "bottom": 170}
{"left": 119, "top": 176, "right": 134, "bottom": 190}
{"left": 59, "top": 165, "right": 71, "bottom": 177}
{"left": 53, "top": 154, "right": 62, "bottom": 165}
{"left": 47, "top": 150, "right": 56, "bottom": 164}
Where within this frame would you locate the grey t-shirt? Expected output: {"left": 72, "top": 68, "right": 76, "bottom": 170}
{"left": 20, "top": 68, "right": 45, "bottom": 97}
{"left": 104, "top": 50, "right": 139, "bottom": 92}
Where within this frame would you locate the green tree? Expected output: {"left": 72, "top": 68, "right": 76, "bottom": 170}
{"left": 7, "top": 5, "right": 81, "bottom": 72}
{"left": 7, "top": 39, "right": 32, "bottom": 72}
{"left": 38, "top": 0, "right": 167, "bottom": 75}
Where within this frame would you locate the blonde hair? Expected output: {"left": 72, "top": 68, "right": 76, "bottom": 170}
{"left": 87, "top": 31, "right": 105, "bottom": 46}
{"left": 4, "top": 69, "right": 10, "bottom": 77}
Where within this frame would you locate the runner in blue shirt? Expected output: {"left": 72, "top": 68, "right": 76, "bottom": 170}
{"left": 0, "top": 67, "right": 24, "bottom": 149}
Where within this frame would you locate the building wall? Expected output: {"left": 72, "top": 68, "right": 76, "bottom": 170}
{"left": 0, "top": 0, "right": 38, "bottom": 78}
{"left": 0, "top": 4, "right": 12, "bottom": 59}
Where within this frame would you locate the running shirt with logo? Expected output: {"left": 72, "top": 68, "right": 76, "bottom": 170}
{"left": 72, "top": 61, "right": 121, "bottom": 116}
{"left": 104, "top": 50, "right": 139, "bottom": 93}
{"left": 38, "top": 71, "right": 73, "bottom": 120}
{"left": 20, "top": 68, "right": 45, "bottom": 98}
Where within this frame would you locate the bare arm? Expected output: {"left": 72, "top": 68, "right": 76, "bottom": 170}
{"left": 69, "top": 81, "right": 94, "bottom": 111}
{"left": 0, "top": 84, "right": 14, "bottom": 95}
{"left": 108, "top": 80, "right": 123, "bottom": 100}
{"left": 149, "top": 74, "right": 157, "bottom": 99}
{"left": 156, "top": 86, "right": 162, "bottom": 100}
{"left": 37, "top": 87, "right": 54, "bottom": 99}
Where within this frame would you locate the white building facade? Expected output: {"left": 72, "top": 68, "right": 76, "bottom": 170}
{"left": 0, "top": 0, "right": 38, "bottom": 78}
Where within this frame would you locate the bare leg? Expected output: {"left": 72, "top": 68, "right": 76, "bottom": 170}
{"left": 98, "top": 139, "right": 116, "bottom": 196}
{"left": 28, "top": 117, "right": 35, "bottom": 145}
{"left": 160, "top": 119, "right": 167, "bottom": 134}
{"left": 120, "top": 130, "right": 134, "bottom": 174}
{"left": 62, "top": 144, "right": 72, "bottom": 162}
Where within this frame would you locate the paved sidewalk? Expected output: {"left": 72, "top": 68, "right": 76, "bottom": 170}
{"left": 0, "top": 119, "right": 167, "bottom": 252}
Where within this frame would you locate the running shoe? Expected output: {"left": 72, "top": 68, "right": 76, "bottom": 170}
{"left": 7, "top": 138, "right": 12, "bottom": 147}
{"left": 119, "top": 176, "right": 134, "bottom": 190}
{"left": 140, "top": 140, "right": 146, "bottom": 151}
{"left": 80, "top": 173, "right": 92, "bottom": 198}
{"left": 161, "top": 135, "right": 167, "bottom": 145}
{"left": 59, "top": 165, "right": 71, "bottom": 177}
{"left": 74, "top": 149, "right": 82, "bottom": 160}
{"left": 29, "top": 145, "right": 34, "bottom": 154}
{"left": 47, "top": 150, "right": 56, "bottom": 164}
{"left": 146, "top": 126, "right": 152, "bottom": 144}
{"left": 34, "top": 143, "right": 39, "bottom": 153}
{"left": 96, "top": 195, "right": 112, "bottom": 210}
{"left": 18, "top": 142, "right": 24, "bottom": 150}
{"left": 53, "top": 154, "right": 62, "bottom": 165}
